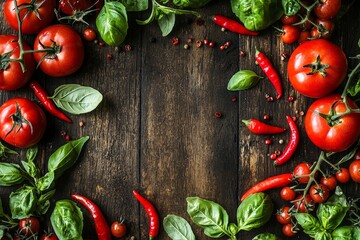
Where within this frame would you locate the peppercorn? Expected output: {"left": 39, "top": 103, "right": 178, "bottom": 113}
{"left": 98, "top": 42, "right": 104, "bottom": 46}
{"left": 172, "top": 37, "right": 179, "bottom": 46}
{"left": 60, "top": 130, "right": 66, "bottom": 136}
{"left": 240, "top": 51, "right": 246, "bottom": 57}
{"left": 203, "top": 39, "right": 209, "bottom": 45}
{"left": 263, "top": 114, "right": 270, "bottom": 120}
{"left": 65, "top": 135, "right": 71, "bottom": 141}
{"left": 209, "top": 41, "right": 215, "bottom": 48}
{"left": 183, "top": 44, "right": 190, "bottom": 49}
{"left": 221, "top": 27, "right": 226, "bottom": 32}
{"left": 292, "top": 116, "right": 298, "bottom": 122}
{"left": 281, "top": 52, "right": 288, "bottom": 61}
{"left": 79, "top": 121, "right": 85, "bottom": 127}
{"left": 195, "top": 40, "right": 202, "bottom": 48}
{"left": 275, "top": 149, "right": 282, "bottom": 155}
{"left": 265, "top": 139, "right": 272, "bottom": 145}
{"left": 124, "top": 44, "right": 132, "bottom": 51}
{"left": 219, "top": 45, "right": 225, "bottom": 51}
{"left": 187, "top": 38, "right": 193, "bottom": 44}
{"left": 231, "top": 96, "right": 237, "bottom": 102}
{"left": 270, "top": 153, "right": 277, "bottom": 160}
{"left": 106, "top": 53, "right": 112, "bottom": 59}
{"left": 214, "top": 112, "right": 222, "bottom": 118}
{"left": 288, "top": 96, "right": 295, "bottom": 102}
{"left": 279, "top": 139, "right": 284, "bottom": 144}
{"left": 224, "top": 41, "right": 231, "bottom": 48}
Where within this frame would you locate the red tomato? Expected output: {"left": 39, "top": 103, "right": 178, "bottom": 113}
{"left": 280, "top": 25, "right": 301, "bottom": 44}
{"left": 276, "top": 206, "right": 292, "bottom": 225}
{"left": 33, "top": 24, "right": 84, "bottom": 77}
{"left": 282, "top": 223, "right": 296, "bottom": 237}
{"left": 19, "top": 217, "right": 40, "bottom": 235}
{"left": 293, "top": 162, "right": 313, "bottom": 184}
{"left": 350, "top": 159, "right": 360, "bottom": 183}
{"left": 83, "top": 28, "right": 97, "bottom": 42}
{"left": 40, "top": 233, "right": 59, "bottom": 240}
{"left": 0, "top": 35, "right": 35, "bottom": 90}
{"left": 320, "top": 175, "right": 337, "bottom": 190}
{"left": 280, "top": 15, "right": 300, "bottom": 25}
{"left": 0, "top": 98, "right": 47, "bottom": 148}
{"left": 297, "top": 30, "right": 310, "bottom": 44}
{"left": 305, "top": 94, "right": 360, "bottom": 152}
{"left": 111, "top": 221, "right": 127, "bottom": 238}
{"left": 294, "top": 194, "right": 315, "bottom": 213}
{"left": 310, "top": 19, "right": 335, "bottom": 39}
{"left": 309, "top": 183, "right": 330, "bottom": 203}
{"left": 336, "top": 168, "right": 351, "bottom": 184}
{"left": 59, "top": 0, "right": 96, "bottom": 15}
{"left": 280, "top": 186, "right": 296, "bottom": 201}
{"left": 314, "top": 0, "right": 341, "bottom": 20}
{"left": 288, "top": 39, "right": 347, "bottom": 98}
{"left": 4, "top": 0, "right": 56, "bottom": 35}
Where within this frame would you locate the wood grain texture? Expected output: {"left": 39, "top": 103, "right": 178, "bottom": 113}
{"left": 0, "top": 1, "right": 359, "bottom": 239}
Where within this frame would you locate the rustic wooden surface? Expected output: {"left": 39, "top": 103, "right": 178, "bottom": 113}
{"left": 0, "top": 1, "right": 360, "bottom": 239}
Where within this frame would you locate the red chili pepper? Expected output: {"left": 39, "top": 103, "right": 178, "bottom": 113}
{"left": 242, "top": 119, "right": 286, "bottom": 134}
{"left": 241, "top": 173, "right": 293, "bottom": 201}
{"left": 274, "top": 116, "right": 300, "bottom": 166}
{"left": 71, "top": 194, "right": 111, "bottom": 240}
{"left": 212, "top": 15, "right": 259, "bottom": 36}
{"left": 255, "top": 49, "right": 283, "bottom": 99}
{"left": 133, "top": 190, "right": 159, "bottom": 240}
{"left": 29, "top": 81, "right": 72, "bottom": 123}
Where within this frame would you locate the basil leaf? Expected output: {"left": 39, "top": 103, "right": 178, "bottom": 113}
{"left": 294, "top": 213, "right": 322, "bottom": 238}
{"left": 21, "top": 161, "right": 39, "bottom": 180}
{"left": 48, "top": 136, "right": 89, "bottom": 179}
{"left": 326, "top": 187, "right": 348, "bottom": 207}
{"left": 252, "top": 233, "right": 280, "bottom": 240}
{"left": 347, "top": 75, "right": 360, "bottom": 97}
{"left": 186, "top": 197, "right": 229, "bottom": 238}
{"left": 96, "top": 1, "right": 128, "bottom": 46}
{"left": 237, "top": 193, "right": 273, "bottom": 231}
{"left": 9, "top": 185, "right": 38, "bottom": 219}
{"left": 173, "top": 0, "right": 212, "bottom": 8}
{"left": 332, "top": 226, "right": 360, "bottom": 240}
{"left": 163, "top": 214, "right": 195, "bottom": 240}
{"left": 120, "top": 0, "right": 148, "bottom": 11}
{"left": 51, "top": 200, "right": 83, "bottom": 240}
{"left": 282, "top": 0, "right": 301, "bottom": 16}
{"left": 317, "top": 202, "right": 348, "bottom": 231}
{"left": 0, "top": 142, "right": 17, "bottom": 158}
{"left": 315, "top": 231, "right": 332, "bottom": 240}
{"left": 36, "top": 172, "right": 55, "bottom": 191}
{"left": 227, "top": 70, "right": 262, "bottom": 91}
{"left": 0, "top": 163, "right": 25, "bottom": 186}
{"left": 158, "top": 13, "right": 176, "bottom": 36}
{"left": 50, "top": 84, "right": 103, "bottom": 115}
{"left": 26, "top": 145, "right": 38, "bottom": 162}
{"left": 358, "top": 38, "right": 360, "bottom": 48}
{"left": 36, "top": 200, "right": 50, "bottom": 215}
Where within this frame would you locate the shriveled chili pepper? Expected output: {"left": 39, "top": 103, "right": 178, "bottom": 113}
{"left": 241, "top": 173, "right": 293, "bottom": 201}
{"left": 274, "top": 116, "right": 300, "bottom": 166}
{"left": 255, "top": 49, "right": 283, "bottom": 99}
{"left": 242, "top": 119, "right": 286, "bottom": 134}
{"left": 71, "top": 194, "right": 111, "bottom": 240}
{"left": 29, "top": 81, "right": 72, "bottom": 123}
{"left": 212, "top": 15, "right": 259, "bottom": 36}
{"left": 133, "top": 190, "right": 159, "bottom": 240}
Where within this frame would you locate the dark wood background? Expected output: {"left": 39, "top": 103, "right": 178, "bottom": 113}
{"left": 0, "top": 0, "right": 360, "bottom": 239}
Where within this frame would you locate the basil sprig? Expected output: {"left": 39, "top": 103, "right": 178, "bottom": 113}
{"left": 120, "top": 0, "right": 148, "bottom": 11}
{"left": 282, "top": 0, "right": 301, "bottom": 16}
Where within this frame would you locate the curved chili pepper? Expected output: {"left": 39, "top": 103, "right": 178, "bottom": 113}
{"left": 133, "top": 190, "right": 159, "bottom": 240}
{"left": 242, "top": 119, "right": 286, "bottom": 134}
{"left": 241, "top": 173, "right": 293, "bottom": 201}
{"left": 71, "top": 194, "right": 111, "bottom": 240}
{"left": 255, "top": 48, "right": 282, "bottom": 99}
{"left": 29, "top": 81, "right": 72, "bottom": 123}
{"left": 212, "top": 15, "right": 259, "bottom": 36}
{"left": 274, "top": 116, "right": 300, "bottom": 166}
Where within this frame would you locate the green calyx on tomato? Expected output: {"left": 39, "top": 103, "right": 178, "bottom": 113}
{"left": 303, "top": 55, "right": 330, "bottom": 77}
{"left": 0, "top": 50, "right": 13, "bottom": 70}
{"left": 6, "top": 102, "right": 33, "bottom": 137}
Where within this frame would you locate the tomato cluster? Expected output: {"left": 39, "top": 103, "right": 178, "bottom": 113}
{"left": 12, "top": 217, "right": 58, "bottom": 239}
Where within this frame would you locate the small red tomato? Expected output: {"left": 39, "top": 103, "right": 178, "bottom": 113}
{"left": 336, "top": 168, "right": 351, "bottom": 184}
{"left": 280, "top": 14, "right": 300, "bottom": 25}
{"left": 19, "top": 217, "right": 40, "bottom": 235}
{"left": 276, "top": 206, "right": 292, "bottom": 225}
{"left": 314, "top": 0, "right": 341, "bottom": 20}
{"left": 111, "top": 220, "right": 127, "bottom": 238}
{"left": 40, "top": 233, "right": 59, "bottom": 240}
{"left": 280, "top": 25, "right": 301, "bottom": 44}
{"left": 320, "top": 175, "right": 337, "bottom": 190}
{"left": 310, "top": 19, "right": 335, "bottom": 39}
{"left": 309, "top": 183, "right": 330, "bottom": 203}
{"left": 294, "top": 194, "right": 315, "bottom": 213}
{"left": 349, "top": 159, "right": 360, "bottom": 183}
{"left": 280, "top": 186, "right": 296, "bottom": 201}
{"left": 282, "top": 223, "right": 296, "bottom": 237}
{"left": 293, "top": 162, "right": 313, "bottom": 184}
{"left": 83, "top": 28, "right": 97, "bottom": 42}
{"left": 298, "top": 30, "right": 310, "bottom": 44}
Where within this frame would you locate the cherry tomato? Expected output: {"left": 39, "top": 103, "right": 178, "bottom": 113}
{"left": 305, "top": 94, "right": 360, "bottom": 152}
{"left": 310, "top": 19, "right": 335, "bottom": 39}
{"left": 280, "top": 25, "right": 301, "bottom": 44}
{"left": 288, "top": 39, "right": 347, "bottom": 98}
{"left": 111, "top": 221, "right": 127, "bottom": 238}
{"left": 293, "top": 162, "right": 313, "bottom": 184}
{"left": 19, "top": 217, "right": 40, "bottom": 235}
{"left": 276, "top": 206, "right": 292, "bottom": 225}
{"left": 59, "top": 0, "right": 94, "bottom": 15}
{"left": 350, "top": 159, "right": 360, "bottom": 183}
{"left": 280, "top": 15, "right": 300, "bottom": 25}
{"left": 0, "top": 98, "right": 47, "bottom": 148}
{"left": 314, "top": 0, "right": 341, "bottom": 20}
{"left": 83, "top": 28, "right": 97, "bottom": 42}
{"left": 0, "top": 35, "right": 36, "bottom": 90}
{"left": 336, "top": 168, "right": 351, "bottom": 184}
{"left": 309, "top": 183, "right": 330, "bottom": 203}
{"left": 297, "top": 30, "right": 310, "bottom": 44}
{"left": 4, "top": 0, "right": 56, "bottom": 35}
{"left": 33, "top": 24, "right": 84, "bottom": 77}
{"left": 282, "top": 223, "right": 296, "bottom": 237}
{"left": 280, "top": 186, "right": 296, "bottom": 201}
{"left": 294, "top": 194, "right": 315, "bottom": 213}
{"left": 320, "top": 175, "right": 337, "bottom": 190}
{"left": 40, "top": 233, "right": 59, "bottom": 240}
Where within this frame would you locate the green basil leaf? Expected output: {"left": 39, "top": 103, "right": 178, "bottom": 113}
{"left": 51, "top": 200, "right": 83, "bottom": 240}
{"left": 186, "top": 197, "right": 229, "bottom": 238}
{"left": 0, "top": 142, "right": 17, "bottom": 158}
{"left": 315, "top": 231, "right": 332, "bottom": 240}
{"left": 227, "top": 70, "right": 262, "bottom": 91}
{"left": 9, "top": 185, "right": 38, "bottom": 219}
{"left": 347, "top": 75, "right": 360, "bottom": 97}
{"left": 158, "top": 13, "right": 176, "bottom": 36}
{"left": 21, "top": 161, "right": 39, "bottom": 179}
{"left": 358, "top": 38, "right": 360, "bottom": 48}
{"left": 317, "top": 202, "right": 348, "bottom": 231}
{"left": 294, "top": 213, "right": 322, "bottom": 238}
{"left": 96, "top": 1, "right": 128, "bottom": 46}
{"left": 120, "top": 0, "right": 148, "bottom": 11}
{"left": 26, "top": 145, "right": 38, "bottom": 162}
{"left": 50, "top": 85, "right": 103, "bottom": 115}
{"left": 0, "top": 163, "right": 24, "bottom": 186}
{"left": 237, "top": 193, "right": 273, "bottom": 231}
{"left": 48, "top": 136, "right": 89, "bottom": 179}
{"left": 173, "top": 0, "right": 212, "bottom": 8}
{"left": 163, "top": 214, "right": 196, "bottom": 240}
{"left": 36, "top": 199, "right": 50, "bottom": 215}
{"left": 326, "top": 187, "right": 348, "bottom": 207}
{"left": 252, "top": 233, "right": 280, "bottom": 240}
{"left": 36, "top": 172, "right": 55, "bottom": 191}
{"left": 282, "top": 0, "right": 301, "bottom": 16}
{"left": 332, "top": 226, "right": 360, "bottom": 240}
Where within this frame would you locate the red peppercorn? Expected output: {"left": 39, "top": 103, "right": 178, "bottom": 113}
{"left": 265, "top": 139, "right": 272, "bottom": 145}
{"left": 240, "top": 51, "right": 246, "bottom": 57}
{"left": 281, "top": 52, "right": 288, "bottom": 61}
{"left": 215, "top": 112, "right": 222, "bottom": 118}
{"left": 219, "top": 45, "right": 225, "bottom": 51}
{"left": 224, "top": 41, "right": 231, "bottom": 48}
{"left": 195, "top": 40, "right": 202, "bottom": 48}
{"left": 270, "top": 153, "right": 277, "bottom": 160}
{"left": 60, "top": 130, "right": 67, "bottom": 136}
{"left": 231, "top": 97, "right": 237, "bottom": 102}
{"left": 65, "top": 135, "right": 70, "bottom": 141}
{"left": 172, "top": 37, "right": 179, "bottom": 46}
{"left": 288, "top": 96, "right": 295, "bottom": 102}
{"left": 275, "top": 149, "right": 282, "bottom": 155}
{"left": 98, "top": 42, "right": 104, "bottom": 46}
{"left": 203, "top": 39, "right": 209, "bottom": 45}
{"left": 124, "top": 44, "right": 132, "bottom": 51}
{"left": 106, "top": 53, "right": 112, "bottom": 59}
{"left": 79, "top": 121, "right": 85, "bottom": 127}
{"left": 292, "top": 116, "right": 298, "bottom": 122}
{"left": 209, "top": 41, "right": 215, "bottom": 48}
{"left": 263, "top": 114, "right": 270, "bottom": 120}
{"left": 187, "top": 38, "right": 193, "bottom": 43}
{"left": 266, "top": 96, "right": 274, "bottom": 102}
